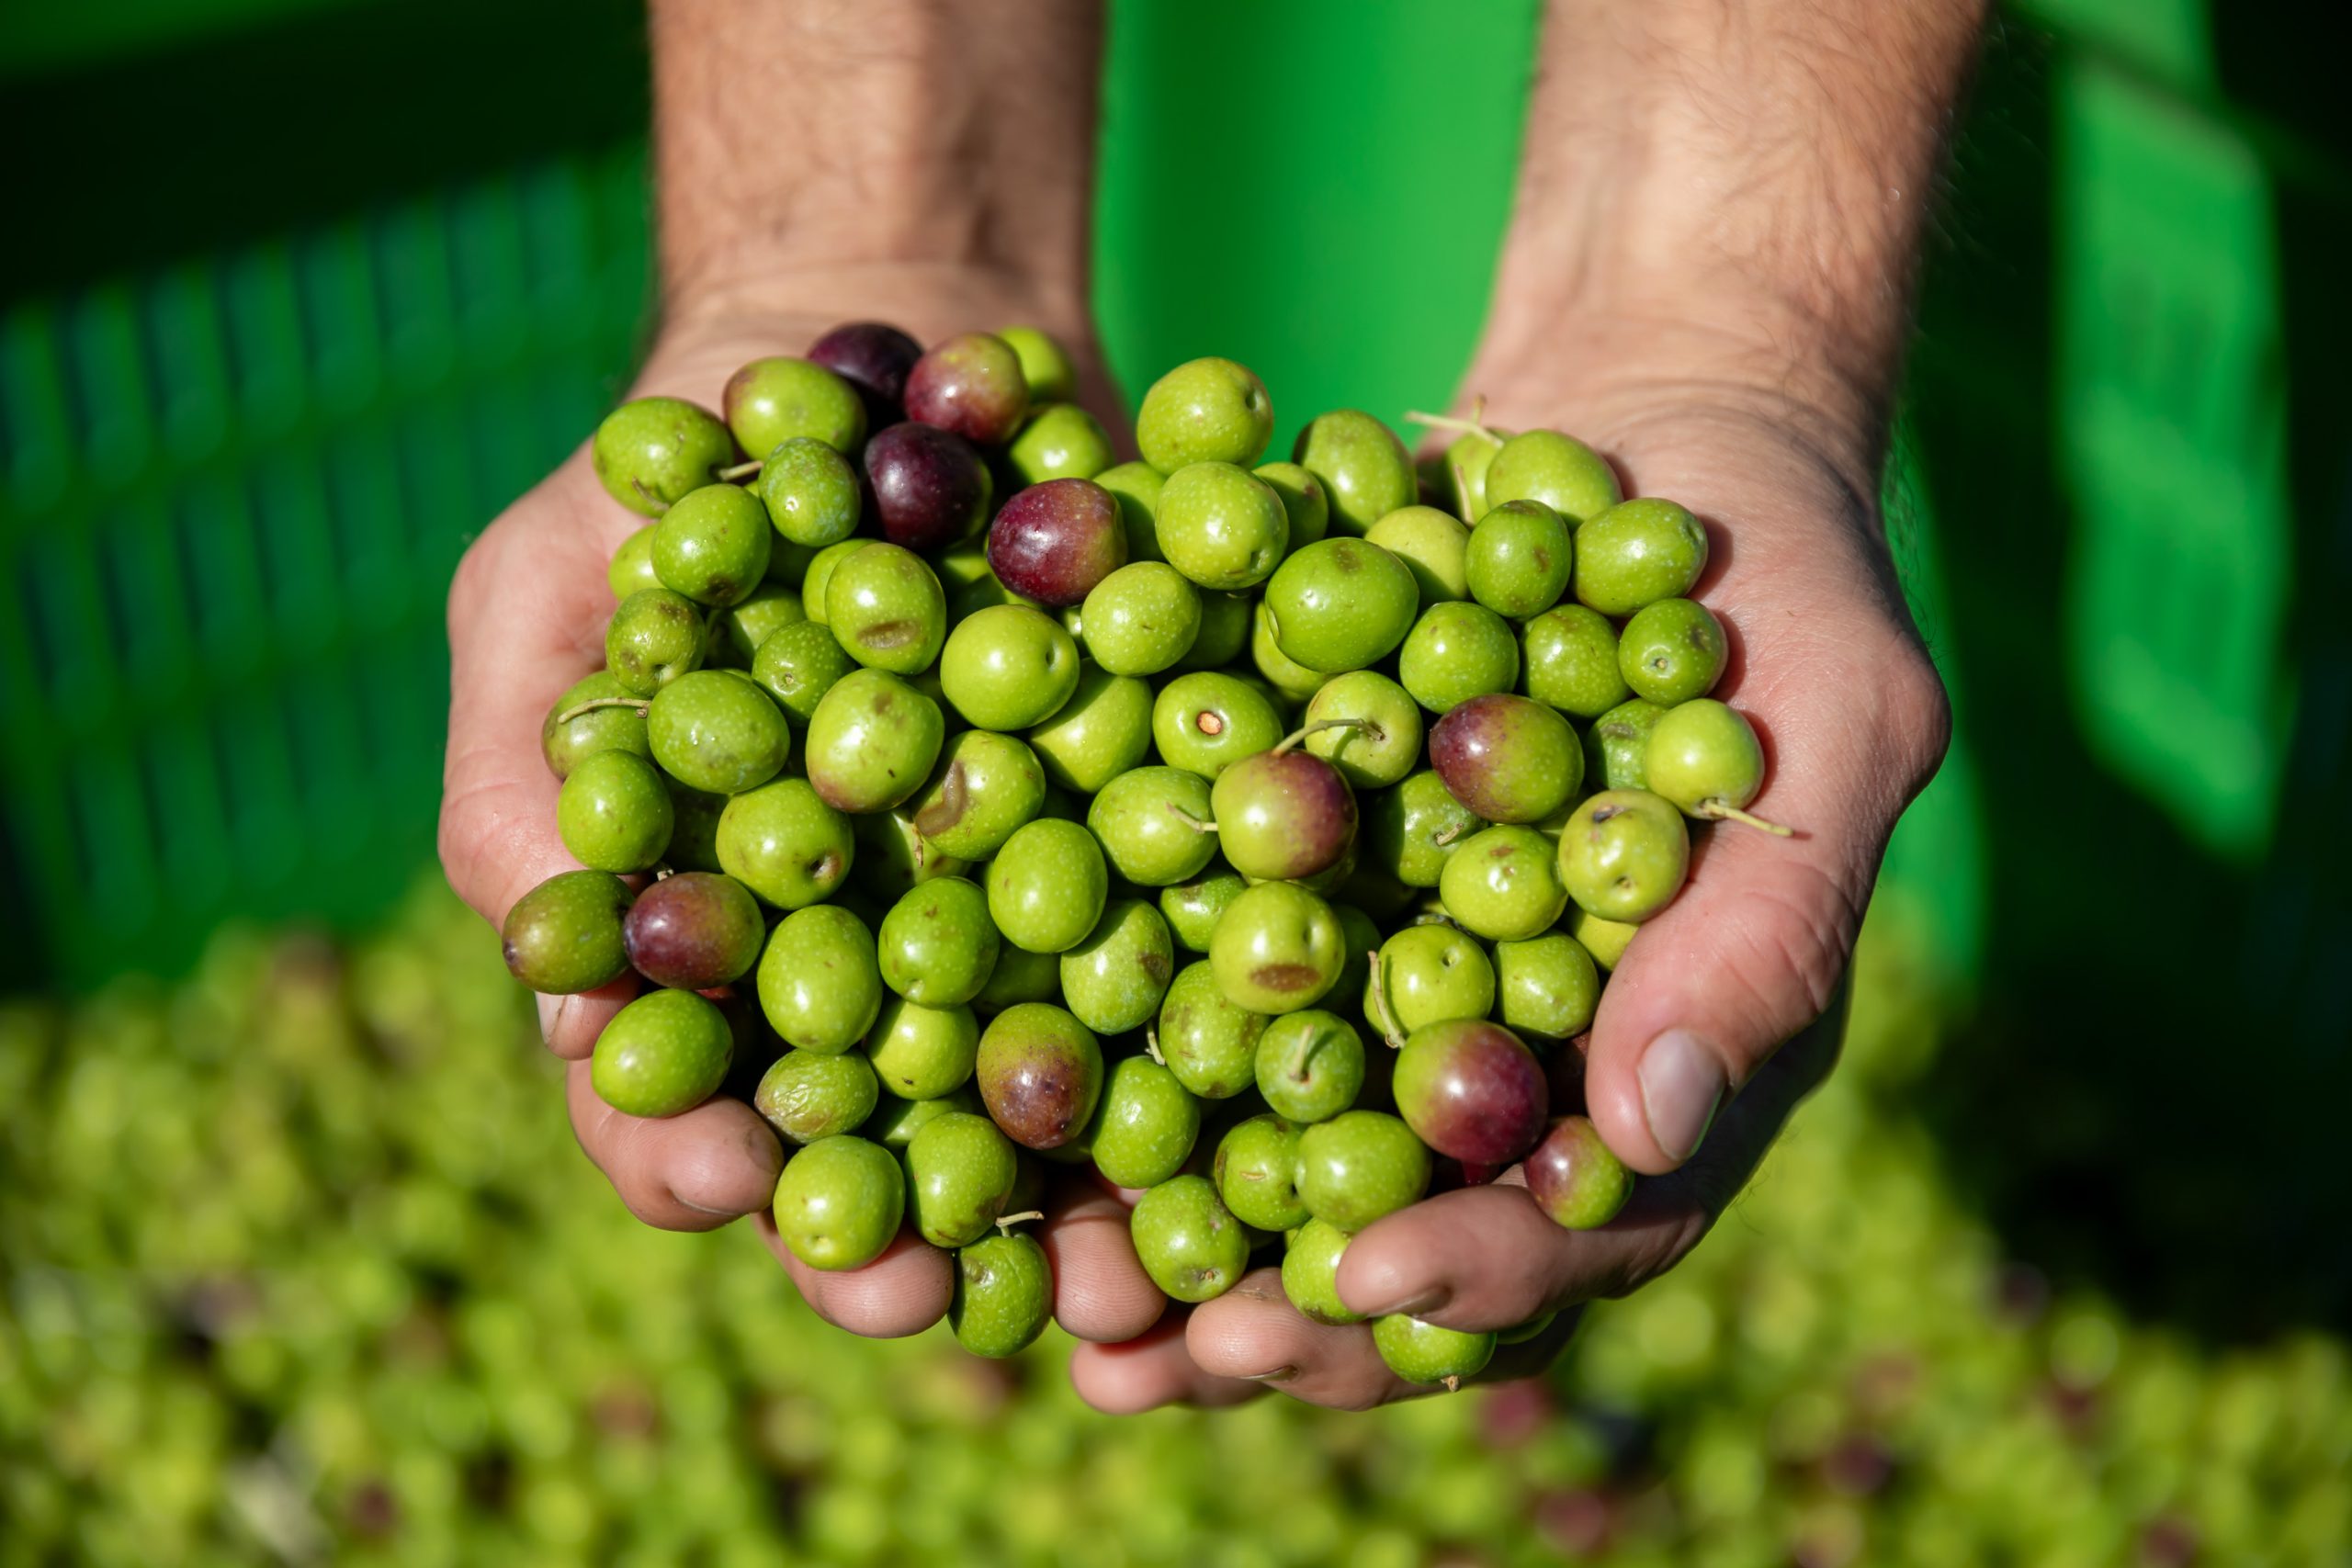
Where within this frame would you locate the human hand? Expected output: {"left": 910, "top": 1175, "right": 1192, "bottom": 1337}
{"left": 1064, "top": 0, "right": 1976, "bottom": 1409}
{"left": 1068, "top": 362, "right": 1951, "bottom": 1411}
{"left": 437, "top": 282, "right": 1170, "bottom": 1347}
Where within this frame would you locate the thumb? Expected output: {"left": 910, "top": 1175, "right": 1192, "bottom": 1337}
{"left": 1581, "top": 822, "right": 1862, "bottom": 1175}
{"left": 1577, "top": 665, "right": 1938, "bottom": 1174}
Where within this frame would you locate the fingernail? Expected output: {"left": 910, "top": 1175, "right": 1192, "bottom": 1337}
{"left": 1245, "top": 1365, "right": 1297, "bottom": 1383}
{"left": 536, "top": 993, "right": 568, "bottom": 1043}
{"left": 679, "top": 1196, "right": 741, "bottom": 1218}
{"left": 746, "top": 1126, "right": 786, "bottom": 1180}
{"left": 1639, "top": 1029, "right": 1725, "bottom": 1163}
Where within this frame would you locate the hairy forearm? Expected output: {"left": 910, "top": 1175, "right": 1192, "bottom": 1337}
{"left": 648, "top": 0, "right": 1102, "bottom": 319}
{"left": 1485, "top": 0, "right": 1988, "bottom": 460}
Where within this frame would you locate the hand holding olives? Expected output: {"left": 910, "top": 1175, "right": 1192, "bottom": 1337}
{"left": 471, "top": 322, "right": 1839, "bottom": 1403}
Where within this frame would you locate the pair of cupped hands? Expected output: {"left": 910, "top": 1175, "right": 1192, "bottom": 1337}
{"left": 440, "top": 273, "right": 1948, "bottom": 1412}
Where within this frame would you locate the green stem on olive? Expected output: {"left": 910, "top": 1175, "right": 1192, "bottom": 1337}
{"left": 1366, "top": 957, "right": 1407, "bottom": 1051}
{"left": 1696, "top": 801, "right": 1793, "bottom": 837}
{"left": 555, "top": 695, "right": 651, "bottom": 726}
{"left": 1272, "top": 717, "right": 1372, "bottom": 757}
{"left": 1403, "top": 397, "right": 1498, "bottom": 446}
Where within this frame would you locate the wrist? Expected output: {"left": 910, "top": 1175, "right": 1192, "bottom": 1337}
{"left": 1466, "top": 0, "right": 1987, "bottom": 483}
{"left": 649, "top": 0, "right": 1101, "bottom": 342}
{"left": 655, "top": 262, "right": 1093, "bottom": 369}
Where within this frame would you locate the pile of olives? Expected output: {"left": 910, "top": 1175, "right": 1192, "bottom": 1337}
{"left": 503, "top": 323, "right": 1787, "bottom": 1385}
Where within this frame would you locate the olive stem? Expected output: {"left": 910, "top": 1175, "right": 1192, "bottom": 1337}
{"left": 1366, "top": 959, "right": 1407, "bottom": 1051}
{"left": 994, "top": 1211, "right": 1045, "bottom": 1234}
{"left": 1403, "top": 397, "right": 1498, "bottom": 445}
{"left": 1144, "top": 1026, "right": 1166, "bottom": 1066}
{"left": 1697, "top": 801, "right": 1794, "bottom": 838}
{"left": 1431, "top": 821, "right": 1469, "bottom": 847}
{"left": 554, "top": 695, "right": 650, "bottom": 725}
{"left": 1283, "top": 1033, "right": 1325, "bottom": 1084}
{"left": 717, "top": 459, "right": 763, "bottom": 483}
{"left": 1166, "top": 806, "right": 1220, "bottom": 834}
{"left": 1272, "top": 717, "right": 1368, "bottom": 757}
{"left": 1452, "top": 458, "right": 1476, "bottom": 526}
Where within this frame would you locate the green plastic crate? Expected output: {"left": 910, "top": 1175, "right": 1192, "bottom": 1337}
{"left": 2055, "top": 55, "right": 2294, "bottom": 863}
{"left": 2017, "top": 0, "right": 2213, "bottom": 89}
{"left": 0, "top": 151, "right": 655, "bottom": 989}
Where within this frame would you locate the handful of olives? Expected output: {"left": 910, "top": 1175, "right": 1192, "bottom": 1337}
{"left": 502, "top": 324, "right": 1790, "bottom": 1384}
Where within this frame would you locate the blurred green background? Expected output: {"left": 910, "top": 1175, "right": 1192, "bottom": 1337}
{"left": 3, "top": 0, "right": 2347, "bottom": 1562}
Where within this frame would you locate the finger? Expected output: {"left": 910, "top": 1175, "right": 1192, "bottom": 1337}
{"left": 1184, "top": 1269, "right": 1419, "bottom": 1410}
{"left": 1338, "top": 1007, "right": 1844, "bottom": 1326}
{"left": 1036, "top": 1179, "right": 1166, "bottom": 1343}
{"left": 752, "top": 1213, "right": 955, "bottom": 1340}
{"left": 537, "top": 976, "right": 640, "bottom": 1061}
{"left": 1067, "top": 1311, "right": 1262, "bottom": 1414}
{"left": 438, "top": 460, "right": 642, "bottom": 932}
{"left": 566, "top": 1058, "right": 783, "bottom": 1229}
{"left": 1334, "top": 1182, "right": 1697, "bottom": 1330}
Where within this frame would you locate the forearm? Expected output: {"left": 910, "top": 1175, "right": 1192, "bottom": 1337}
{"left": 1481, "top": 0, "right": 1987, "bottom": 468}
{"left": 648, "top": 0, "right": 1102, "bottom": 323}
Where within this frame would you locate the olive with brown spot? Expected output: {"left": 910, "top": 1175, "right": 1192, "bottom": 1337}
{"left": 1208, "top": 881, "right": 1347, "bottom": 1015}
{"left": 822, "top": 542, "right": 947, "bottom": 675}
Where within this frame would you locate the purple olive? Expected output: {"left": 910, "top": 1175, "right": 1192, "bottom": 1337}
{"left": 1393, "top": 1018, "right": 1548, "bottom": 1166}
{"left": 1427, "top": 693, "right": 1583, "bottom": 824}
{"left": 988, "top": 478, "right": 1127, "bottom": 607}
{"left": 904, "top": 332, "right": 1030, "bottom": 446}
{"left": 621, "top": 872, "right": 767, "bottom": 989}
{"left": 975, "top": 1002, "right": 1103, "bottom": 1150}
{"left": 1523, "top": 1114, "right": 1633, "bottom": 1229}
{"left": 808, "top": 321, "right": 923, "bottom": 423}
{"left": 1208, "top": 748, "right": 1357, "bottom": 882}
{"left": 864, "top": 422, "right": 992, "bottom": 551}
